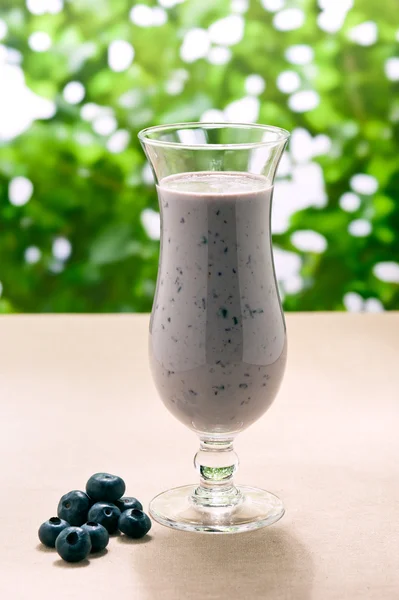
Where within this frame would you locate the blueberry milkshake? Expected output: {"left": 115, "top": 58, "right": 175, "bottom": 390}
{"left": 149, "top": 171, "right": 287, "bottom": 436}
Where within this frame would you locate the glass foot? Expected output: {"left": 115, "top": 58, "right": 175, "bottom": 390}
{"left": 149, "top": 485, "right": 285, "bottom": 534}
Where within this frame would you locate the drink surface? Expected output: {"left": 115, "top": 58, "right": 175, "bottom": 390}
{"left": 149, "top": 171, "right": 287, "bottom": 436}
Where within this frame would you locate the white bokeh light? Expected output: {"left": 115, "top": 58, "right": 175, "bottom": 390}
{"left": 261, "top": 0, "right": 285, "bottom": 12}
{"left": 27, "top": 0, "right": 46, "bottom": 14}
{"left": 364, "top": 298, "right": 384, "bottom": 313}
{"left": 141, "top": 209, "right": 160, "bottom": 240}
{"left": 207, "top": 46, "right": 232, "bottom": 65}
{"left": 345, "top": 293, "right": 385, "bottom": 313}
{"left": 26, "top": 0, "right": 63, "bottom": 14}
{"left": 276, "top": 152, "right": 291, "bottom": 177}
{"left": 348, "top": 21, "right": 378, "bottom": 46}
{"left": 142, "top": 162, "right": 154, "bottom": 185}
{"left": 0, "top": 46, "right": 22, "bottom": 65}
{"left": 108, "top": 40, "right": 135, "bottom": 72}
{"left": 339, "top": 192, "right": 361, "bottom": 212}
{"left": 277, "top": 70, "right": 300, "bottom": 94}
{"left": 201, "top": 109, "right": 225, "bottom": 122}
{"left": 313, "top": 134, "right": 332, "bottom": 156}
{"left": 273, "top": 9, "right": 305, "bottom": 32}
{"left": 165, "top": 69, "right": 188, "bottom": 95}
{"left": 245, "top": 74, "right": 266, "bottom": 96}
{"left": 152, "top": 7, "right": 168, "bottom": 26}
{"left": 0, "top": 19, "right": 7, "bottom": 41}
{"left": 348, "top": 219, "right": 372, "bottom": 237}
{"left": 283, "top": 275, "right": 303, "bottom": 295}
{"left": 129, "top": 4, "right": 167, "bottom": 28}
{"left": 106, "top": 129, "right": 130, "bottom": 153}
{"left": 25, "top": 246, "right": 42, "bottom": 264}
{"left": 350, "top": 174, "right": 378, "bottom": 195}
{"left": 0, "top": 281, "right": 2, "bottom": 297}
{"left": 343, "top": 292, "right": 363, "bottom": 312}
{"left": 231, "top": 0, "right": 248, "bottom": 14}
{"left": 165, "top": 78, "right": 184, "bottom": 95}
{"left": 26, "top": 0, "right": 46, "bottom": 14}
{"left": 316, "top": 0, "right": 353, "bottom": 34}
{"left": 80, "top": 103, "right": 103, "bottom": 121}
{"left": 208, "top": 15, "right": 244, "bottom": 46}
{"left": 178, "top": 129, "right": 207, "bottom": 146}
{"left": 294, "top": 163, "right": 327, "bottom": 208}
{"left": 48, "top": 260, "right": 64, "bottom": 274}
{"left": 92, "top": 114, "right": 117, "bottom": 136}
{"left": 291, "top": 230, "right": 327, "bottom": 253}
{"left": 47, "top": 0, "right": 63, "bottom": 14}
{"left": 63, "top": 81, "right": 85, "bottom": 104}
{"left": 373, "top": 262, "right": 399, "bottom": 283}
{"left": 52, "top": 237, "right": 72, "bottom": 261}
{"left": 9, "top": 176, "right": 33, "bottom": 206}
{"left": 0, "top": 64, "right": 56, "bottom": 141}
{"left": 385, "top": 58, "right": 399, "bottom": 82}
{"left": 290, "top": 128, "right": 314, "bottom": 163}
{"left": 273, "top": 247, "right": 302, "bottom": 285}
{"left": 312, "top": 133, "right": 332, "bottom": 156}
{"left": 317, "top": 12, "right": 346, "bottom": 34}
{"left": 28, "top": 32, "right": 52, "bottom": 52}
{"left": 289, "top": 128, "right": 331, "bottom": 163}
{"left": 224, "top": 96, "right": 259, "bottom": 122}
{"left": 180, "top": 29, "right": 210, "bottom": 63}
{"left": 272, "top": 162, "right": 327, "bottom": 234}
{"left": 130, "top": 5, "right": 154, "bottom": 27}
{"left": 288, "top": 90, "right": 320, "bottom": 113}
{"left": 285, "top": 45, "right": 314, "bottom": 65}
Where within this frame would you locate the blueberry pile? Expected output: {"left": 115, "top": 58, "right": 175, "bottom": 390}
{"left": 38, "top": 472, "right": 151, "bottom": 563}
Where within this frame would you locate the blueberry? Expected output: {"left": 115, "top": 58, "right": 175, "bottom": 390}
{"left": 118, "top": 509, "right": 152, "bottom": 539}
{"left": 55, "top": 527, "right": 91, "bottom": 563}
{"left": 115, "top": 497, "right": 143, "bottom": 512}
{"left": 57, "top": 490, "right": 91, "bottom": 526}
{"left": 86, "top": 473, "right": 126, "bottom": 503}
{"left": 88, "top": 502, "right": 121, "bottom": 534}
{"left": 81, "top": 522, "right": 109, "bottom": 553}
{"left": 38, "top": 517, "right": 70, "bottom": 548}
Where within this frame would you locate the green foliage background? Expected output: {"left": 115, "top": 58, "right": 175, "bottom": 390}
{"left": 0, "top": 0, "right": 398, "bottom": 313}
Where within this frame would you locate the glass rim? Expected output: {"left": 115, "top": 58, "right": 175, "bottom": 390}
{"left": 138, "top": 122, "right": 290, "bottom": 150}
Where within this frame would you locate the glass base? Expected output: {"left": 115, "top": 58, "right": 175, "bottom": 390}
{"left": 149, "top": 484, "right": 285, "bottom": 534}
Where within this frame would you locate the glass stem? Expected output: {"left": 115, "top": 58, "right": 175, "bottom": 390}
{"left": 191, "top": 438, "right": 243, "bottom": 509}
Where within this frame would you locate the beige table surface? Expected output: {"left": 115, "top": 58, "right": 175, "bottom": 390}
{"left": 1, "top": 313, "right": 398, "bottom": 600}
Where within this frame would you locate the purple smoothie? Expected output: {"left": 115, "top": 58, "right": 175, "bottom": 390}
{"left": 149, "top": 171, "right": 287, "bottom": 436}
